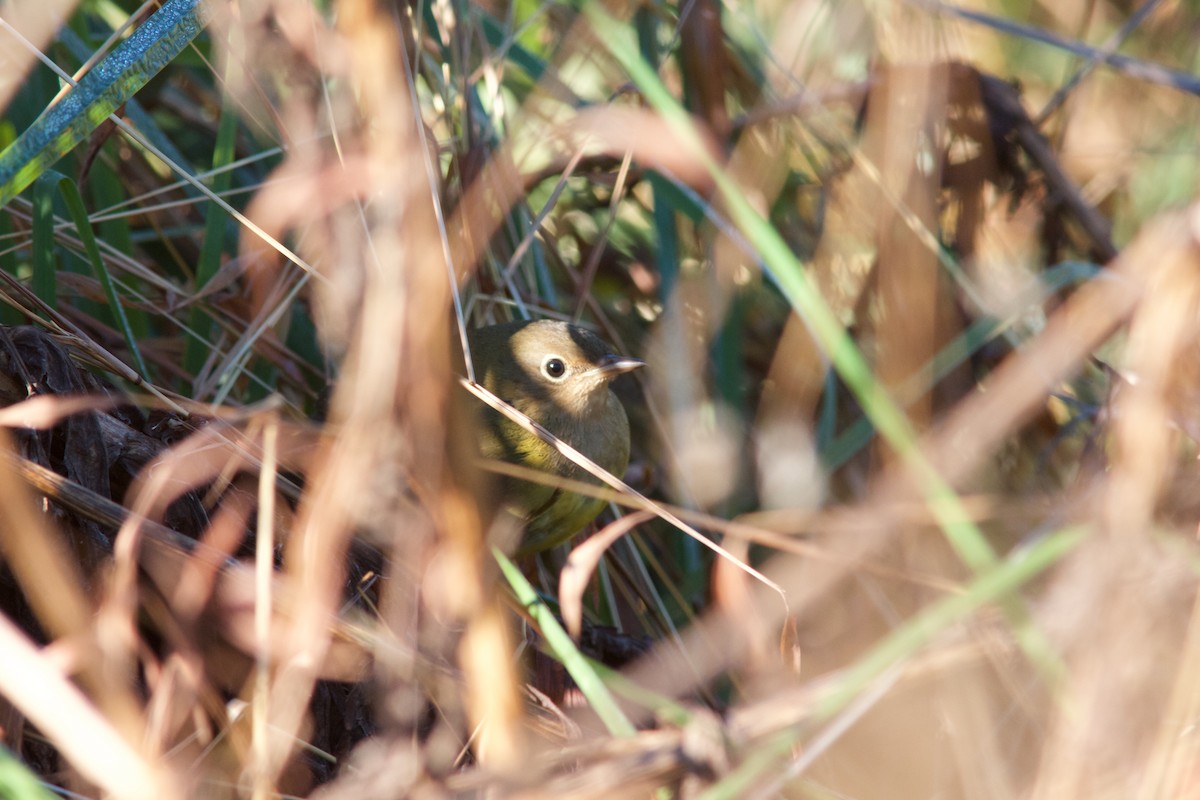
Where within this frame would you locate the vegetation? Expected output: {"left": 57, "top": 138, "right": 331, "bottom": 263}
{"left": 1, "top": 0, "right": 1199, "bottom": 797}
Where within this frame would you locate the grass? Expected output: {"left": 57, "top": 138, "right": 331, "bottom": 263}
{"left": 1, "top": 0, "right": 1200, "bottom": 797}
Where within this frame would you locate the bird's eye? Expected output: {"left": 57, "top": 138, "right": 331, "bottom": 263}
{"left": 542, "top": 357, "right": 567, "bottom": 380}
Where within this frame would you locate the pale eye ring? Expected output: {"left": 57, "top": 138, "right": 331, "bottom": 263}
{"left": 542, "top": 356, "right": 567, "bottom": 380}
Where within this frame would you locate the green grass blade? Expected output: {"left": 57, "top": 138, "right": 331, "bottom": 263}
{"left": 184, "top": 95, "right": 239, "bottom": 382}
{"left": 88, "top": 162, "right": 148, "bottom": 337}
{"left": 494, "top": 547, "right": 637, "bottom": 737}
{"left": 30, "top": 179, "right": 59, "bottom": 311}
{"left": 476, "top": 9, "right": 548, "bottom": 84}
{"left": 0, "top": 210, "right": 21, "bottom": 324}
{"left": 0, "top": 745, "right": 58, "bottom": 800}
{"left": 36, "top": 171, "right": 150, "bottom": 379}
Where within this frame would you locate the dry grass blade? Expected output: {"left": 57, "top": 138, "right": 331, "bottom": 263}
{"left": 560, "top": 510, "right": 655, "bottom": 637}
{"left": 0, "top": 614, "right": 181, "bottom": 800}
{"left": 0, "top": 0, "right": 81, "bottom": 112}
{"left": 0, "top": 393, "right": 115, "bottom": 428}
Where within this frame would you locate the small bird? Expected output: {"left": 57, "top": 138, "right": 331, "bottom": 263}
{"left": 469, "top": 320, "right": 644, "bottom": 553}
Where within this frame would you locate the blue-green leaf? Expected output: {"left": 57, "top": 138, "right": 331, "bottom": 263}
{"left": 0, "top": 0, "right": 210, "bottom": 207}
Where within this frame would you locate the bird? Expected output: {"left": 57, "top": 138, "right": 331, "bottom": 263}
{"left": 468, "top": 319, "right": 644, "bottom": 554}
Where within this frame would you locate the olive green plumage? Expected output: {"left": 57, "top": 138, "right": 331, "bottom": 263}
{"left": 469, "top": 320, "right": 643, "bottom": 553}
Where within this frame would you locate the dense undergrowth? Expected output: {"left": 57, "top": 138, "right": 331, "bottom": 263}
{"left": 1, "top": 0, "right": 1200, "bottom": 797}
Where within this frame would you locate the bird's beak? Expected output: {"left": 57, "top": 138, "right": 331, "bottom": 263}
{"left": 595, "top": 354, "right": 645, "bottom": 379}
